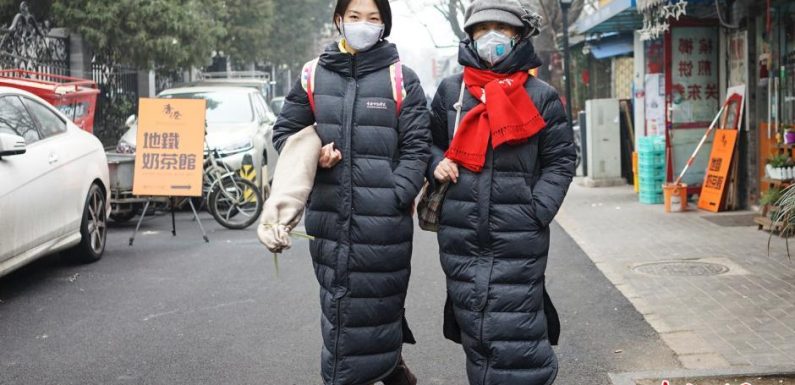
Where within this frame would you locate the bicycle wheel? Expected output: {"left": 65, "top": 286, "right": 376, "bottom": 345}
{"left": 208, "top": 177, "right": 263, "bottom": 230}
{"left": 202, "top": 165, "right": 225, "bottom": 216}
{"left": 209, "top": 173, "right": 242, "bottom": 219}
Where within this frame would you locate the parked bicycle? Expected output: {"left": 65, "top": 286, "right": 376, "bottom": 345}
{"left": 203, "top": 135, "right": 264, "bottom": 230}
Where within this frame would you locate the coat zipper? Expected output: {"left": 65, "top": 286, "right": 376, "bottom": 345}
{"left": 331, "top": 55, "right": 358, "bottom": 384}
{"left": 479, "top": 146, "right": 494, "bottom": 385}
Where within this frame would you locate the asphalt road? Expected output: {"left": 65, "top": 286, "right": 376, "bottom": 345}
{"left": 0, "top": 212, "right": 679, "bottom": 384}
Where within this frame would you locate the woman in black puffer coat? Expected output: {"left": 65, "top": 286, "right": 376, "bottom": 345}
{"left": 271, "top": 1, "right": 430, "bottom": 384}
{"left": 427, "top": 1, "right": 576, "bottom": 384}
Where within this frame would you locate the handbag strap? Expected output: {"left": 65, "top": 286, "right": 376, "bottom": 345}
{"left": 452, "top": 79, "right": 466, "bottom": 136}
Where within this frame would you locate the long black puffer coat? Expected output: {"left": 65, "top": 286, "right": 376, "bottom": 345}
{"left": 427, "top": 39, "right": 576, "bottom": 385}
{"left": 272, "top": 41, "right": 431, "bottom": 385}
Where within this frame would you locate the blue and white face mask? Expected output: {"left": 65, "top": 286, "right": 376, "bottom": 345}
{"left": 474, "top": 30, "right": 516, "bottom": 67}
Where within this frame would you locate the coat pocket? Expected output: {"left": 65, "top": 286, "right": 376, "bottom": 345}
{"left": 390, "top": 172, "right": 402, "bottom": 210}
{"left": 524, "top": 175, "right": 547, "bottom": 228}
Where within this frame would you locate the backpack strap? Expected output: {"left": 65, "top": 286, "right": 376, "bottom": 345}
{"left": 389, "top": 61, "right": 405, "bottom": 116}
{"left": 304, "top": 58, "right": 405, "bottom": 116}
{"left": 301, "top": 58, "right": 320, "bottom": 114}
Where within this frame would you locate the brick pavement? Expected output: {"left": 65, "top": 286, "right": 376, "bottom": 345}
{"left": 556, "top": 180, "right": 795, "bottom": 369}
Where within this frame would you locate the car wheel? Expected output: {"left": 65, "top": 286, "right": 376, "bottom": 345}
{"left": 69, "top": 184, "right": 107, "bottom": 263}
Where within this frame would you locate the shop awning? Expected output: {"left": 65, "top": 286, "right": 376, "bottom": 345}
{"left": 590, "top": 34, "right": 634, "bottom": 59}
{"left": 572, "top": 0, "right": 643, "bottom": 35}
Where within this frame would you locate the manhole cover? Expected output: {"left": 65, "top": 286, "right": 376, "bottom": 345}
{"left": 632, "top": 261, "right": 730, "bottom": 276}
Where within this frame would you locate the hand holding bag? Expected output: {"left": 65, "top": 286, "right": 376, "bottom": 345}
{"left": 257, "top": 125, "right": 321, "bottom": 253}
{"left": 417, "top": 80, "right": 467, "bottom": 232}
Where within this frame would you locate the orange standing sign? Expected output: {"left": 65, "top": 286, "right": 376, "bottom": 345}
{"left": 697, "top": 89, "right": 745, "bottom": 212}
{"left": 697, "top": 129, "right": 738, "bottom": 212}
{"left": 133, "top": 98, "right": 206, "bottom": 197}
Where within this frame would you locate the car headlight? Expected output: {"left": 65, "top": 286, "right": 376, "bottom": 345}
{"left": 116, "top": 139, "right": 135, "bottom": 154}
{"left": 220, "top": 138, "right": 254, "bottom": 154}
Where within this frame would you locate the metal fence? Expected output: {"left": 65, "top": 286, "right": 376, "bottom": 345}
{"left": 156, "top": 70, "right": 185, "bottom": 94}
{"left": 91, "top": 60, "right": 139, "bottom": 146}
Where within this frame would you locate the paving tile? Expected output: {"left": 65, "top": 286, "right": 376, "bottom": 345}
{"left": 557, "top": 182, "right": 795, "bottom": 369}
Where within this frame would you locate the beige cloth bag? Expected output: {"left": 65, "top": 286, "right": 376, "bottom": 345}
{"left": 257, "top": 125, "right": 321, "bottom": 253}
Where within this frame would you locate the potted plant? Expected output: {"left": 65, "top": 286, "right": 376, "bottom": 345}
{"left": 766, "top": 154, "right": 791, "bottom": 180}
{"left": 761, "top": 186, "right": 783, "bottom": 218}
{"left": 769, "top": 184, "right": 795, "bottom": 255}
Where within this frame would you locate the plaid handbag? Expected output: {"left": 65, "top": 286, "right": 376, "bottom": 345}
{"left": 417, "top": 181, "right": 450, "bottom": 232}
{"left": 417, "top": 80, "right": 466, "bottom": 232}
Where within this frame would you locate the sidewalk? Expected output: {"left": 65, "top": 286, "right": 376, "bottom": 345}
{"left": 556, "top": 180, "right": 795, "bottom": 370}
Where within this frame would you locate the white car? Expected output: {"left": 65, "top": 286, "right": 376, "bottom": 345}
{"left": 116, "top": 86, "right": 278, "bottom": 192}
{"left": 0, "top": 87, "right": 110, "bottom": 277}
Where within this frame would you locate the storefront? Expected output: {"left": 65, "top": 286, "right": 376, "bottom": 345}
{"left": 572, "top": 0, "right": 642, "bottom": 106}
{"left": 571, "top": 0, "right": 642, "bottom": 183}
{"left": 665, "top": 19, "right": 721, "bottom": 193}
{"left": 752, "top": 1, "right": 795, "bottom": 202}
{"left": 630, "top": 0, "right": 763, "bottom": 210}
{"left": 569, "top": 0, "right": 795, "bottom": 210}
{"left": 631, "top": 0, "right": 795, "bottom": 210}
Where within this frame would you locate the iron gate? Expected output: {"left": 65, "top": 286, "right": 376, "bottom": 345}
{"left": 0, "top": 2, "right": 69, "bottom": 76}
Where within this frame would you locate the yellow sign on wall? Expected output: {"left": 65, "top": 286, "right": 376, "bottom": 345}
{"left": 133, "top": 98, "right": 206, "bottom": 197}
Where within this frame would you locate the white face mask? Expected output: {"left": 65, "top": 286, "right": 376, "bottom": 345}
{"left": 341, "top": 19, "right": 384, "bottom": 52}
{"left": 474, "top": 30, "right": 516, "bottom": 67}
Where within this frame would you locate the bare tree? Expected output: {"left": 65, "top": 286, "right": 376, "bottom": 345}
{"left": 429, "top": 0, "right": 469, "bottom": 41}
{"left": 525, "top": 0, "right": 585, "bottom": 52}
{"left": 521, "top": 0, "right": 585, "bottom": 85}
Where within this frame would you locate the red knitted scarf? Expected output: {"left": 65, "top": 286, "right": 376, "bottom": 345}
{"left": 446, "top": 67, "right": 546, "bottom": 172}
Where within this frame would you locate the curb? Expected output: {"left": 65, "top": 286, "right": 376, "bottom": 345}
{"left": 609, "top": 366, "right": 795, "bottom": 385}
